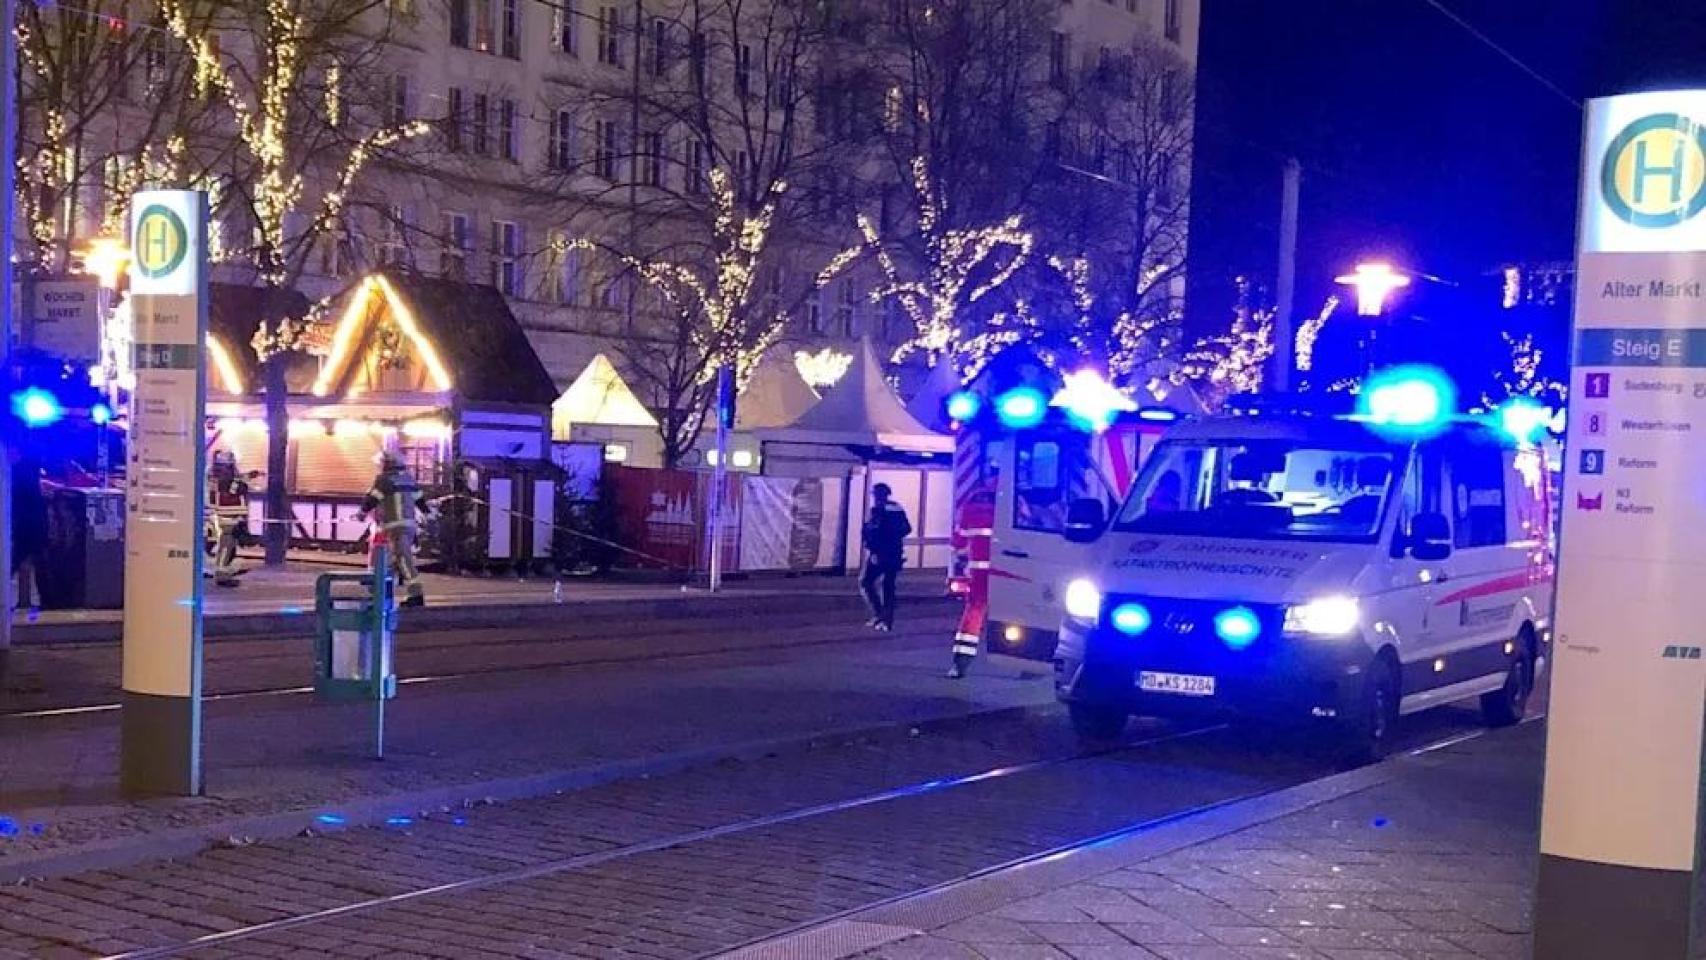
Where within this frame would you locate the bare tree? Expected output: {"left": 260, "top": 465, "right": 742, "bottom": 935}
{"left": 14, "top": 0, "right": 226, "bottom": 269}
{"left": 158, "top": 0, "right": 432, "bottom": 562}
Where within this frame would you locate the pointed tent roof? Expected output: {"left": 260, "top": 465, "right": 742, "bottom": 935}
{"left": 736, "top": 348, "right": 821, "bottom": 430}
{"left": 906, "top": 353, "right": 964, "bottom": 433}
{"left": 553, "top": 353, "right": 659, "bottom": 439}
{"left": 760, "top": 338, "right": 951, "bottom": 452}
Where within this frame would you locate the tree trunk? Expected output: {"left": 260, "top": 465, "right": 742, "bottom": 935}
{"left": 262, "top": 351, "right": 290, "bottom": 566}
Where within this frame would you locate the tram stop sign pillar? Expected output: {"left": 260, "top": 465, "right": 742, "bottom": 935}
{"left": 120, "top": 190, "right": 208, "bottom": 796}
{"left": 1537, "top": 92, "right": 1706, "bottom": 958}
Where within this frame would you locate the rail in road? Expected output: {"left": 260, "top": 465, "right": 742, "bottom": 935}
{"left": 0, "top": 700, "right": 1504, "bottom": 959}
{"left": 0, "top": 601, "right": 963, "bottom": 719}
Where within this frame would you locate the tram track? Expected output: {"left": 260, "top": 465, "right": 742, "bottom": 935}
{"left": 0, "top": 607, "right": 966, "bottom": 720}
{"left": 63, "top": 709, "right": 1501, "bottom": 960}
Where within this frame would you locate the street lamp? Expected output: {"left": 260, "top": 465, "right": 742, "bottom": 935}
{"left": 79, "top": 238, "right": 131, "bottom": 488}
{"left": 1335, "top": 263, "right": 1411, "bottom": 317}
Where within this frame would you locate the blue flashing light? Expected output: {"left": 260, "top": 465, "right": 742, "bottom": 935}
{"left": 1214, "top": 606, "right": 1262, "bottom": 650}
{"left": 1496, "top": 398, "right": 1552, "bottom": 443}
{"left": 0, "top": 818, "right": 16, "bottom": 837}
{"left": 1357, "top": 365, "right": 1456, "bottom": 439}
{"left": 91, "top": 403, "right": 113, "bottom": 425}
{"left": 385, "top": 816, "right": 414, "bottom": 827}
{"left": 1136, "top": 407, "right": 1179, "bottom": 423}
{"left": 315, "top": 813, "right": 347, "bottom": 826}
{"left": 995, "top": 387, "right": 1047, "bottom": 429}
{"left": 1110, "top": 602, "right": 1153, "bottom": 636}
{"left": 12, "top": 388, "right": 63, "bottom": 428}
{"left": 946, "top": 390, "right": 982, "bottom": 422}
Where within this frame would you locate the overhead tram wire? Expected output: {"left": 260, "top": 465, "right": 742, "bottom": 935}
{"left": 1418, "top": 0, "right": 1582, "bottom": 110}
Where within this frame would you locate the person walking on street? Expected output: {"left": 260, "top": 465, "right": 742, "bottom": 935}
{"left": 860, "top": 483, "right": 911, "bottom": 631}
{"left": 948, "top": 487, "right": 996, "bottom": 678}
{"left": 360, "top": 449, "right": 430, "bottom": 607}
{"left": 10, "top": 448, "right": 46, "bottom": 619}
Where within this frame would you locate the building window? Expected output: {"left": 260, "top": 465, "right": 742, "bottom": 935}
{"left": 836, "top": 280, "right": 859, "bottom": 336}
{"left": 684, "top": 138, "right": 706, "bottom": 195}
{"left": 143, "top": 32, "right": 168, "bottom": 92}
{"left": 500, "top": 0, "right": 519, "bottom": 58}
{"left": 319, "top": 214, "right": 359, "bottom": 278}
{"left": 805, "top": 287, "right": 823, "bottom": 334}
{"left": 442, "top": 212, "right": 471, "bottom": 278}
{"left": 450, "top": 0, "right": 469, "bottom": 47}
{"left": 735, "top": 42, "right": 753, "bottom": 99}
{"left": 554, "top": 0, "right": 577, "bottom": 55}
{"left": 473, "top": 0, "right": 494, "bottom": 52}
{"left": 594, "top": 118, "right": 621, "bottom": 180}
{"left": 490, "top": 220, "right": 520, "bottom": 296}
{"left": 380, "top": 205, "right": 413, "bottom": 266}
{"left": 648, "top": 18, "right": 670, "bottom": 76}
{"left": 1126, "top": 0, "right": 1136, "bottom": 10}
{"left": 689, "top": 30, "right": 706, "bottom": 86}
{"left": 1165, "top": 0, "right": 1181, "bottom": 41}
{"left": 598, "top": 6, "right": 622, "bottom": 67}
{"left": 385, "top": 74, "right": 411, "bottom": 126}
{"left": 499, "top": 98, "right": 517, "bottom": 161}
{"left": 542, "top": 231, "right": 580, "bottom": 304}
{"left": 641, "top": 132, "right": 664, "bottom": 187}
{"left": 446, "top": 87, "right": 465, "bottom": 151}
{"left": 472, "top": 93, "right": 490, "bottom": 155}
{"left": 389, "top": 0, "right": 416, "bottom": 17}
{"left": 1049, "top": 32, "right": 1067, "bottom": 89}
{"left": 734, "top": 149, "right": 750, "bottom": 189}
{"left": 549, "top": 109, "right": 575, "bottom": 170}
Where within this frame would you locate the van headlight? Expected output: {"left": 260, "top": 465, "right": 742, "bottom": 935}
{"left": 1064, "top": 578, "right": 1103, "bottom": 621}
{"left": 1283, "top": 596, "right": 1361, "bottom": 636}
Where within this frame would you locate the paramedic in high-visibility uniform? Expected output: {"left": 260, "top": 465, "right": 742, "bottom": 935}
{"left": 949, "top": 487, "right": 996, "bottom": 679}
{"left": 207, "top": 450, "right": 252, "bottom": 587}
{"left": 360, "top": 449, "right": 430, "bottom": 607}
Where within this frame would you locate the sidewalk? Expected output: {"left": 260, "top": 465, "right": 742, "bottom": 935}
{"left": 12, "top": 564, "right": 949, "bottom": 643}
{"left": 728, "top": 722, "right": 1543, "bottom": 960}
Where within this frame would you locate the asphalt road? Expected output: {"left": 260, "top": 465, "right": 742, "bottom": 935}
{"left": 0, "top": 600, "right": 1511, "bottom": 960}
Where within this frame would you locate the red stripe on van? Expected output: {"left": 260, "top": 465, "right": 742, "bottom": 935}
{"left": 1434, "top": 570, "right": 1552, "bottom": 606}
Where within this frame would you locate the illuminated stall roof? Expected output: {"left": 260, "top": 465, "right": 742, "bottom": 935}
{"left": 759, "top": 338, "right": 951, "bottom": 453}
{"left": 735, "top": 348, "right": 820, "bottom": 430}
{"left": 553, "top": 353, "right": 659, "bottom": 440}
{"left": 206, "top": 283, "right": 316, "bottom": 396}
{"left": 313, "top": 272, "right": 558, "bottom": 406}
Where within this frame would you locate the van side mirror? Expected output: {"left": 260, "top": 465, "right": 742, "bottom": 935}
{"left": 1407, "top": 511, "right": 1452, "bottom": 562}
{"left": 1064, "top": 497, "right": 1107, "bottom": 544}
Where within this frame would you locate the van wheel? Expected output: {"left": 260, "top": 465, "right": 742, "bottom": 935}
{"left": 1481, "top": 634, "right": 1534, "bottom": 728}
{"left": 1341, "top": 658, "right": 1399, "bottom": 766}
{"left": 1069, "top": 702, "right": 1128, "bottom": 744}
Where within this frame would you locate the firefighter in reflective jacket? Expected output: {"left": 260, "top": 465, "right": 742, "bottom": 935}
{"left": 948, "top": 488, "right": 996, "bottom": 679}
{"left": 207, "top": 450, "right": 251, "bottom": 587}
{"left": 361, "top": 450, "right": 430, "bottom": 607}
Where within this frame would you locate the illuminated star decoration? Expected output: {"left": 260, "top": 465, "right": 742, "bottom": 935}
{"left": 793, "top": 348, "right": 853, "bottom": 389}
{"left": 1335, "top": 263, "right": 1411, "bottom": 317}
{"left": 1050, "top": 369, "right": 1138, "bottom": 432}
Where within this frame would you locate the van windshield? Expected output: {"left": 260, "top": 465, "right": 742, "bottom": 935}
{"left": 1114, "top": 439, "right": 1404, "bottom": 543}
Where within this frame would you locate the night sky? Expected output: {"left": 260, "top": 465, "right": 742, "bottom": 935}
{"left": 1188, "top": 0, "right": 1706, "bottom": 330}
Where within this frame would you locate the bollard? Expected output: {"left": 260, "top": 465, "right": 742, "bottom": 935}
{"left": 313, "top": 545, "right": 398, "bottom": 759}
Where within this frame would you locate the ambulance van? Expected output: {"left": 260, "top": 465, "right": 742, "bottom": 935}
{"left": 1052, "top": 409, "right": 1553, "bottom": 760}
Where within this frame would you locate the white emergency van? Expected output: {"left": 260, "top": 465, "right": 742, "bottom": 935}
{"left": 1052, "top": 411, "right": 1553, "bottom": 759}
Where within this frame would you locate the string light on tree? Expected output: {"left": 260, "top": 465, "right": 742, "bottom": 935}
{"left": 1293, "top": 295, "right": 1339, "bottom": 375}
{"left": 823, "top": 156, "right": 1032, "bottom": 368}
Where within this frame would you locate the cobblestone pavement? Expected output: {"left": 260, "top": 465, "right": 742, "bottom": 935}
{"left": 830, "top": 723, "right": 1545, "bottom": 960}
{"left": 0, "top": 701, "right": 1495, "bottom": 959}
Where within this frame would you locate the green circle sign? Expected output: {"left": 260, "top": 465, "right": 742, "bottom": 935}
{"left": 1600, "top": 112, "right": 1706, "bottom": 229}
{"left": 132, "top": 204, "right": 190, "bottom": 280}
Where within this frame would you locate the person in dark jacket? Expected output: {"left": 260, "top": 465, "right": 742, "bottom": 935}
{"left": 859, "top": 483, "right": 912, "bottom": 631}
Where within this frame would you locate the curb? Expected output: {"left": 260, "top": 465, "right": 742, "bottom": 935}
{"left": 712, "top": 733, "right": 1510, "bottom": 960}
{"left": 0, "top": 701, "right": 1049, "bottom": 884}
{"left": 13, "top": 590, "right": 958, "bottom": 645}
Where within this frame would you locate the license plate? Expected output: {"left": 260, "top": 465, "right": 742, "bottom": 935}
{"left": 1138, "top": 671, "right": 1216, "bottom": 697}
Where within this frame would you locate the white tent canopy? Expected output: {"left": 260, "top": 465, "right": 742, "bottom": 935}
{"left": 552, "top": 353, "right": 658, "bottom": 441}
{"left": 759, "top": 338, "right": 952, "bottom": 453}
{"left": 736, "top": 348, "right": 821, "bottom": 430}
